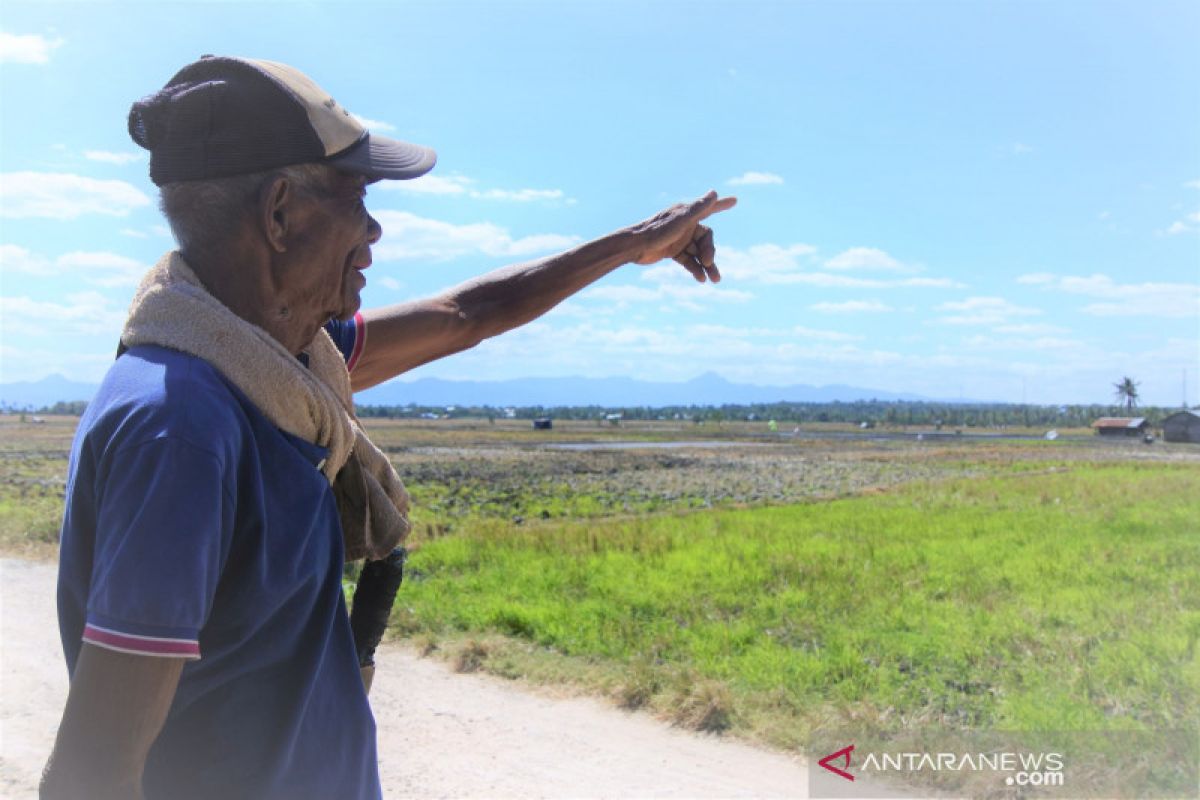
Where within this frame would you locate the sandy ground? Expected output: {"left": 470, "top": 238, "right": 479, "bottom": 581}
{"left": 0, "top": 557, "right": 833, "bottom": 799}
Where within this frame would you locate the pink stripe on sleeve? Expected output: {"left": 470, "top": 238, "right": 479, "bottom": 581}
{"left": 347, "top": 311, "right": 366, "bottom": 372}
{"left": 83, "top": 624, "right": 201, "bottom": 659}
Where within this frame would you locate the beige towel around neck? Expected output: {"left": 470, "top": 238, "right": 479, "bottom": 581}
{"left": 121, "top": 251, "right": 409, "bottom": 562}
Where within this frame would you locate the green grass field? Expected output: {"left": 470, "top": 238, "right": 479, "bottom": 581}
{"left": 389, "top": 459, "right": 1200, "bottom": 795}
{"left": 396, "top": 463, "right": 1199, "bottom": 735}
{"left": 5, "top": 415, "right": 1199, "bottom": 794}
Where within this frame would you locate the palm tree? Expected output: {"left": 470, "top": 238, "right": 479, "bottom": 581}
{"left": 1113, "top": 376, "right": 1140, "bottom": 411}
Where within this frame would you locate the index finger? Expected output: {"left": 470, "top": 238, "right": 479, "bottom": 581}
{"left": 694, "top": 190, "right": 738, "bottom": 221}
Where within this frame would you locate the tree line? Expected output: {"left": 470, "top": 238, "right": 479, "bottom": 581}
{"left": 15, "top": 398, "right": 1190, "bottom": 429}
{"left": 355, "top": 399, "right": 1190, "bottom": 428}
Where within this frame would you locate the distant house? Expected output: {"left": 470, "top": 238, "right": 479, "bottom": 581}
{"left": 532, "top": 418, "right": 553, "bottom": 430}
{"left": 1162, "top": 410, "right": 1200, "bottom": 444}
{"left": 1092, "top": 417, "right": 1149, "bottom": 437}
{"left": 604, "top": 413, "right": 622, "bottom": 426}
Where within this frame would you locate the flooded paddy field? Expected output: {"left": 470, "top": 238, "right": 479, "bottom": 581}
{"left": 3, "top": 414, "right": 1196, "bottom": 555}
{"left": 360, "top": 418, "right": 1200, "bottom": 542}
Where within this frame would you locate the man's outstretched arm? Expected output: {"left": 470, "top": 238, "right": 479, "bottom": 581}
{"left": 41, "top": 645, "right": 184, "bottom": 800}
{"left": 350, "top": 191, "right": 737, "bottom": 391}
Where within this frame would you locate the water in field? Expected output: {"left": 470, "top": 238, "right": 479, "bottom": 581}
{"left": 541, "top": 440, "right": 765, "bottom": 451}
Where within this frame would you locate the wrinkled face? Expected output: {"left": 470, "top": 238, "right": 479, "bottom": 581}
{"left": 284, "top": 170, "right": 382, "bottom": 328}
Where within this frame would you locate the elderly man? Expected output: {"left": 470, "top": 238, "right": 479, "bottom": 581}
{"left": 41, "top": 56, "right": 734, "bottom": 799}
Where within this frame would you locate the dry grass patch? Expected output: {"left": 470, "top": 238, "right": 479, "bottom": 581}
{"left": 671, "top": 677, "right": 735, "bottom": 733}
{"left": 453, "top": 639, "right": 492, "bottom": 673}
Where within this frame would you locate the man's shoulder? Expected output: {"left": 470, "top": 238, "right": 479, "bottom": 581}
{"left": 83, "top": 345, "right": 253, "bottom": 458}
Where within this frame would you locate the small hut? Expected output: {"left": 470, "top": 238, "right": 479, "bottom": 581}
{"left": 1091, "top": 417, "right": 1149, "bottom": 437}
{"left": 1162, "top": 410, "right": 1200, "bottom": 444}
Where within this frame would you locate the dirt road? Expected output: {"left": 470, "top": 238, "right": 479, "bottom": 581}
{"left": 0, "top": 558, "right": 818, "bottom": 799}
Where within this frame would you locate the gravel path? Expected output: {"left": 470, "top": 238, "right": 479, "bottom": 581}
{"left": 0, "top": 558, "right": 830, "bottom": 799}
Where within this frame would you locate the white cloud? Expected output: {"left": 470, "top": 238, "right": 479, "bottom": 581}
{"left": 56, "top": 251, "right": 148, "bottom": 287}
{"left": 0, "top": 245, "right": 148, "bottom": 287}
{"left": 580, "top": 281, "right": 753, "bottom": 314}
{"left": 701, "top": 244, "right": 961, "bottom": 289}
{"left": 940, "top": 297, "right": 1033, "bottom": 312}
{"left": 992, "top": 322, "right": 1070, "bottom": 336}
{"left": 810, "top": 300, "right": 893, "bottom": 313}
{"left": 677, "top": 243, "right": 961, "bottom": 288}
{"left": 960, "top": 334, "right": 1083, "bottom": 352}
{"left": 1010, "top": 143, "right": 1034, "bottom": 155}
{"left": 378, "top": 277, "right": 404, "bottom": 291}
{"left": 640, "top": 264, "right": 686, "bottom": 283}
{"left": 429, "top": 319, "right": 911, "bottom": 383}
{"left": 371, "top": 210, "right": 580, "bottom": 261}
{"left": 0, "top": 32, "right": 64, "bottom": 64}
{"left": 709, "top": 243, "right": 817, "bottom": 282}
{"left": 0, "top": 344, "right": 114, "bottom": 384}
{"left": 823, "top": 247, "right": 913, "bottom": 272}
{"left": 727, "top": 171, "right": 784, "bottom": 186}
{"left": 1083, "top": 300, "right": 1198, "bottom": 317}
{"left": 384, "top": 174, "right": 472, "bottom": 195}
{"left": 1185, "top": 180, "right": 1200, "bottom": 190}
{"left": 1162, "top": 209, "right": 1200, "bottom": 235}
{"left": 896, "top": 277, "right": 963, "bottom": 288}
{"left": 84, "top": 150, "right": 145, "bottom": 166}
{"left": 792, "top": 326, "right": 864, "bottom": 342}
{"left": 471, "top": 188, "right": 565, "bottom": 202}
{"left": 381, "top": 173, "right": 566, "bottom": 202}
{"left": 1017, "top": 273, "right": 1055, "bottom": 286}
{"left": 120, "top": 228, "right": 148, "bottom": 238}
{"left": 0, "top": 172, "right": 151, "bottom": 219}
{"left": 0, "top": 244, "right": 53, "bottom": 276}
{"left": 0, "top": 292, "right": 125, "bottom": 337}
{"left": 1019, "top": 272, "right": 1199, "bottom": 318}
{"left": 584, "top": 285, "right": 661, "bottom": 304}
{"left": 1025, "top": 337, "right": 1085, "bottom": 350}
{"left": 936, "top": 296, "right": 1041, "bottom": 325}
{"left": 655, "top": 282, "right": 753, "bottom": 306}
{"left": 686, "top": 324, "right": 786, "bottom": 338}
{"left": 785, "top": 273, "right": 962, "bottom": 289}
{"left": 349, "top": 114, "right": 397, "bottom": 132}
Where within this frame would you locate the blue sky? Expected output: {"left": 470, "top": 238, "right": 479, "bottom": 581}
{"left": 1, "top": 1, "right": 1197, "bottom": 405}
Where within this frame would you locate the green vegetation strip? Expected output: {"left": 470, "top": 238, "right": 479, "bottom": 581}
{"left": 395, "top": 463, "right": 1200, "bottom": 748}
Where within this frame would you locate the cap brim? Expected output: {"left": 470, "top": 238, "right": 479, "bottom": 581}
{"left": 328, "top": 133, "right": 437, "bottom": 180}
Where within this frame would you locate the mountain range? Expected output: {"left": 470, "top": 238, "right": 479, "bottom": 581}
{"left": 1, "top": 371, "right": 932, "bottom": 410}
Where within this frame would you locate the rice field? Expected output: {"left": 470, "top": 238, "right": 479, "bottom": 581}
{"left": 4, "top": 413, "right": 1198, "bottom": 795}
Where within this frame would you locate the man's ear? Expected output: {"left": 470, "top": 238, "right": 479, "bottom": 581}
{"left": 261, "top": 175, "right": 292, "bottom": 253}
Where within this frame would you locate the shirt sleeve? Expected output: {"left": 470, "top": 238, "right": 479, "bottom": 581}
{"left": 83, "top": 436, "right": 234, "bottom": 659}
{"left": 323, "top": 312, "right": 365, "bottom": 372}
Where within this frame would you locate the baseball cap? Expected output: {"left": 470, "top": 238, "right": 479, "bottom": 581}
{"left": 128, "top": 55, "right": 437, "bottom": 186}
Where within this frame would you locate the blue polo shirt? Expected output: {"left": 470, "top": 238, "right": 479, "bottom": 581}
{"left": 56, "top": 315, "right": 378, "bottom": 799}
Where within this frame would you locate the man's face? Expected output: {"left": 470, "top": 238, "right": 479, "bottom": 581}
{"left": 284, "top": 169, "right": 382, "bottom": 327}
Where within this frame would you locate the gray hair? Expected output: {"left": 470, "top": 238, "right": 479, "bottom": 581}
{"left": 159, "top": 162, "right": 336, "bottom": 257}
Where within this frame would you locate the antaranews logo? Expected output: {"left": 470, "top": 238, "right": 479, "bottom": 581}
{"left": 812, "top": 729, "right": 1196, "bottom": 799}
{"left": 816, "top": 743, "right": 1065, "bottom": 792}
{"left": 818, "top": 745, "right": 856, "bottom": 782}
